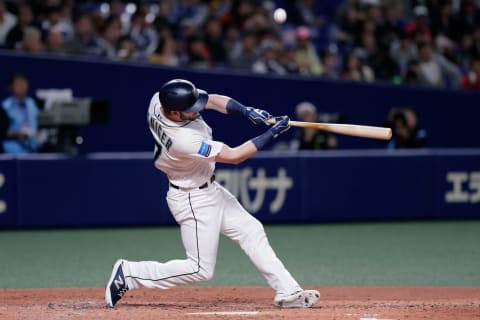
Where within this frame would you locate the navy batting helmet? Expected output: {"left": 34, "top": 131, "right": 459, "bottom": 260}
{"left": 159, "top": 79, "right": 208, "bottom": 112}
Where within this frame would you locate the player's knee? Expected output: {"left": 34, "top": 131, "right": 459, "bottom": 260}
{"left": 188, "top": 258, "right": 215, "bottom": 282}
{"left": 195, "top": 265, "right": 215, "bottom": 282}
{"left": 200, "top": 267, "right": 215, "bottom": 281}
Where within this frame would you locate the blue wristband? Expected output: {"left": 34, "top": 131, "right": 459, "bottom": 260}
{"left": 251, "top": 130, "right": 274, "bottom": 150}
{"left": 226, "top": 99, "right": 247, "bottom": 115}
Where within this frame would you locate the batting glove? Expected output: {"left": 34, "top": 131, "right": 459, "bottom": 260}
{"left": 269, "top": 116, "right": 290, "bottom": 138}
{"left": 245, "top": 107, "right": 272, "bottom": 125}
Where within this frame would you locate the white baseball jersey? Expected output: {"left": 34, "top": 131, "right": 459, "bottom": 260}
{"left": 147, "top": 92, "right": 223, "bottom": 189}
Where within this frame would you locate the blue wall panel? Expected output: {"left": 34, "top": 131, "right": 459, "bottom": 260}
{"left": 0, "top": 159, "right": 18, "bottom": 227}
{"left": 1, "top": 149, "right": 478, "bottom": 229}
{"left": 434, "top": 151, "right": 480, "bottom": 218}
{"left": 299, "top": 155, "right": 434, "bottom": 221}
{"left": 16, "top": 157, "right": 174, "bottom": 227}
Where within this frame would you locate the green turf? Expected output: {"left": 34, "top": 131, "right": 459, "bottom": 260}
{"left": 1, "top": 220, "right": 479, "bottom": 288}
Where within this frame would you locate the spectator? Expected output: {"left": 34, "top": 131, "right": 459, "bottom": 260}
{"left": 355, "top": 24, "right": 399, "bottom": 81}
{"left": 62, "top": 13, "right": 101, "bottom": 56}
{"left": 176, "top": 0, "right": 209, "bottom": 28}
{"left": 470, "top": 26, "right": 480, "bottom": 59}
{"left": 184, "top": 33, "right": 211, "bottom": 68}
{"left": 1, "top": 74, "right": 39, "bottom": 154}
{"left": 97, "top": 16, "right": 122, "bottom": 59}
{"left": 386, "top": 106, "right": 427, "bottom": 149}
{"left": 336, "top": 3, "right": 362, "bottom": 47}
{"left": 39, "top": 5, "right": 73, "bottom": 40}
{"left": 430, "top": 0, "right": 456, "bottom": 40}
{"left": 369, "top": 43, "right": 399, "bottom": 81}
{"left": 280, "top": 44, "right": 301, "bottom": 74}
{"left": 320, "top": 45, "right": 340, "bottom": 79}
{"left": 294, "top": 26, "right": 323, "bottom": 76}
{"left": 230, "top": 29, "right": 258, "bottom": 70}
{"left": 402, "top": 59, "right": 423, "bottom": 85}
{"left": 117, "top": 35, "right": 137, "bottom": 60}
{"left": 390, "top": 31, "right": 418, "bottom": 73}
{"left": 341, "top": 51, "right": 375, "bottom": 82}
{"left": 243, "top": 11, "right": 272, "bottom": 37}
{"left": 46, "top": 26, "right": 66, "bottom": 54}
{"left": 455, "top": 33, "right": 475, "bottom": 70}
{"left": 377, "top": 2, "right": 405, "bottom": 48}
{"left": 252, "top": 39, "right": 287, "bottom": 75}
{"left": 461, "top": 58, "right": 480, "bottom": 89}
{"left": 108, "top": 0, "right": 129, "bottom": 33}
{"left": 20, "top": 26, "right": 44, "bottom": 53}
{"left": 291, "top": 101, "right": 337, "bottom": 150}
{"left": 5, "top": 3, "right": 35, "bottom": 49}
{"left": 223, "top": 23, "right": 242, "bottom": 62}
{"left": 203, "top": 16, "right": 228, "bottom": 65}
{"left": 129, "top": 12, "right": 158, "bottom": 60}
{"left": 289, "top": 0, "right": 324, "bottom": 27}
{"left": 149, "top": 31, "right": 180, "bottom": 66}
{"left": 228, "top": 0, "right": 258, "bottom": 30}
{"left": 153, "top": 1, "right": 176, "bottom": 34}
{"left": 417, "top": 41, "right": 461, "bottom": 87}
{"left": 0, "top": 0, "right": 16, "bottom": 47}
{"left": 451, "top": 0, "right": 480, "bottom": 42}
{"left": 405, "top": 5, "right": 432, "bottom": 42}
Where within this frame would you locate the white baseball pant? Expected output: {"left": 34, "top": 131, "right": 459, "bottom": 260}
{"left": 121, "top": 182, "right": 301, "bottom": 297}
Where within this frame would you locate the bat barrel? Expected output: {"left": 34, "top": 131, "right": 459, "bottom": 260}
{"left": 267, "top": 119, "right": 392, "bottom": 140}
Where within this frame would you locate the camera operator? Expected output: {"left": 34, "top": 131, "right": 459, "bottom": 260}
{"left": 291, "top": 102, "right": 339, "bottom": 150}
{"left": 386, "top": 106, "right": 427, "bottom": 149}
{"left": 1, "top": 74, "right": 39, "bottom": 154}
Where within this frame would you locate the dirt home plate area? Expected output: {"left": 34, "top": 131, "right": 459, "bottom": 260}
{"left": 1, "top": 286, "right": 479, "bottom": 320}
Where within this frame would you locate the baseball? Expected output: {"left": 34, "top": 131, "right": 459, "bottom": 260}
{"left": 273, "top": 8, "right": 287, "bottom": 24}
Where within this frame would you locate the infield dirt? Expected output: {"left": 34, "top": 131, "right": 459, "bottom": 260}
{"left": 1, "top": 286, "right": 479, "bottom": 320}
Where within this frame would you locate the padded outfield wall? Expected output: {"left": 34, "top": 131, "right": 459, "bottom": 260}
{"left": 0, "top": 149, "right": 479, "bottom": 228}
{"left": 0, "top": 52, "right": 480, "bottom": 153}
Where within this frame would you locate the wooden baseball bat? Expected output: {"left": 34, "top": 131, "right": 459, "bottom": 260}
{"left": 267, "top": 119, "right": 392, "bottom": 140}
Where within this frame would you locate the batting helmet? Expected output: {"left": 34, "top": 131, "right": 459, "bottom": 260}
{"left": 159, "top": 79, "right": 208, "bottom": 112}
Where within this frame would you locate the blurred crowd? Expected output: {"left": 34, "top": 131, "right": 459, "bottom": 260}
{"left": 0, "top": 0, "right": 480, "bottom": 88}
{"left": 1, "top": 0, "right": 480, "bottom": 89}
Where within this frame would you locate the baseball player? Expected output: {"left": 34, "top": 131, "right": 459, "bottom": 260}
{"left": 105, "top": 79, "right": 320, "bottom": 308}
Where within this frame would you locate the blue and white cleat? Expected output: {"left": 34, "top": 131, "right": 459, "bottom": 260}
{"left": 105, "top": 259, "right": 129, "bottom": 308}
{"left": 273, "top": 289, "right": 320, "bottom": 308}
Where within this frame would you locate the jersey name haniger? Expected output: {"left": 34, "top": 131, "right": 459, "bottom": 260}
{"left": 149, "top": 115, "right": 173, "bottom": 151}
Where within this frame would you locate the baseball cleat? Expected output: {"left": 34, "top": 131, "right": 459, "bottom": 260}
{"left": 273, "top": 289, "right": 320, "bottom": 308}
{"left": 105, "top": 259, "right": 129, "bottom": 308}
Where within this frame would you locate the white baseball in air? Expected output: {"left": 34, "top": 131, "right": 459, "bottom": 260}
{"left": 273, "top": 8, "right": 287, "bottom": 24}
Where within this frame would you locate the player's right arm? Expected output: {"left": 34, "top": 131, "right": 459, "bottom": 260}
{"left": 205, "top": 94, "right": 272, "bottom": 125}
{"left": 216, "top": 116, "right": 290, "bottom": 164}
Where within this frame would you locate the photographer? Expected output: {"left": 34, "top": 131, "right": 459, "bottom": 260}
{"left": 291, "top": 102, "right": 339, "bottom": 150}
{"left": 386, "top": 106, "right": 427, "bottom": 149}
{"left": 1, "top": 74, "right": 39, "bottom": 154}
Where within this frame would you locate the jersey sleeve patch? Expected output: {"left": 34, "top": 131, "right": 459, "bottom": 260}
{"left": 197, "top": 141, "right": 212, "bottom": 157}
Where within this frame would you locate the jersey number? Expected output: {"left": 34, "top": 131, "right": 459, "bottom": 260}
{"left": 154, "top": 142, "right": 162, "bottom": 160}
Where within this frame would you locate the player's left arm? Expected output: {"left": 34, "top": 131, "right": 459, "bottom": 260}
{"left": 205, "top": 94, "right": 272, "bottom": 125}
{"left": 216, "top": 141, "right": 257, "bottom": 164}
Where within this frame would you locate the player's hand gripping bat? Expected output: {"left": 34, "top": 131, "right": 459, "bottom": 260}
{"left": 266, "top": 118, "right": 392, "bottom": 140}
